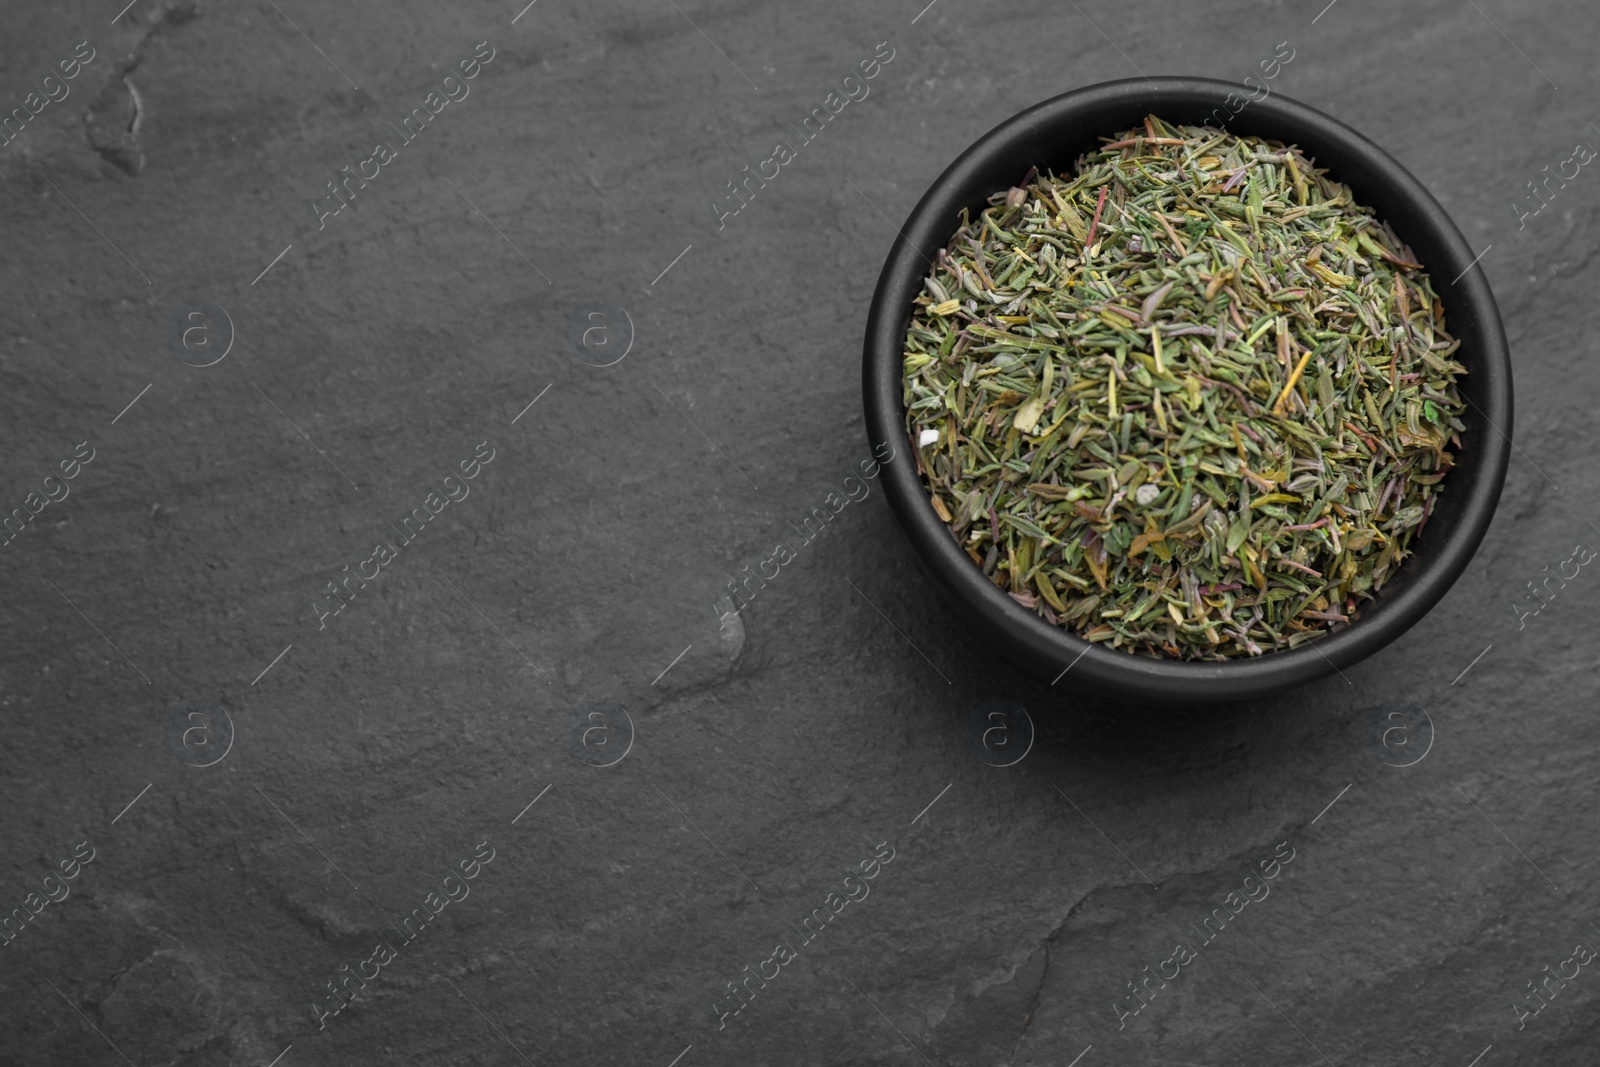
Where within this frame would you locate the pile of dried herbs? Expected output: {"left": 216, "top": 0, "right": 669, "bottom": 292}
{"left": 903, "top": 114, "right": 1467, "bottom": 660}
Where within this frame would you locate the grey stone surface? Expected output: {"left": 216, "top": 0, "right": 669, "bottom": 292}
{"left": 2, "top": 0, "right": 1598, "bottom": 1064}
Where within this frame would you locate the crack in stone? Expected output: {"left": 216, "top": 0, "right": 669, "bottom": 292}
{"left": 84, "top": 0, "right": 197, "bottom": 174}
{"left": 1001, "top": 823, "right": 1309, "bottom": 1059}
{"left": 1011, "top": 935, "right": 1052, "bottom": 1057}
{"left": 125, "top": 78, "right": 144, "bottom": 135}
{"left": 1010, "top": 882, "right": 1113, "bottom": 1058}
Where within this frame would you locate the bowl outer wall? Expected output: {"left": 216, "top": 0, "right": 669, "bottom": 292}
{"left": 861, "top": 77, "right": 1512, "bottom": 703}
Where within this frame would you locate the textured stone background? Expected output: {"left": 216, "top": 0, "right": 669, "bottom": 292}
{"left": 2, "top": 1, "right": 1597, "bottom": 1065}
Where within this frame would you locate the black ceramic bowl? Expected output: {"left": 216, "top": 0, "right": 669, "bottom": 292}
{"left": 862, "top": 77, "right": 1511, "bottom": 703}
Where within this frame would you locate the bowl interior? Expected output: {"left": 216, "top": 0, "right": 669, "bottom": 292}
{"left": 864, "top": 77, "right": 1511, "bottom": 702}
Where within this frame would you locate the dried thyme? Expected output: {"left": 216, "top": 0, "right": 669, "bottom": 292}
{"left": 902, "top": 114, "right": 1467, "bottom": 660}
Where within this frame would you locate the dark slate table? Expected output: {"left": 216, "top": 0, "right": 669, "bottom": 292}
{"left": 2, "top": 0, "right": 1596, "bottom": 1064}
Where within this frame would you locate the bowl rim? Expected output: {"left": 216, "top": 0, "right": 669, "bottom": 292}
{"left": 861, "top": 75, "right": 1512, "bottom": 703}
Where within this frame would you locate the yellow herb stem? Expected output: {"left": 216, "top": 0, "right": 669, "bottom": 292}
{"left": 1274, "top": 348, "right": 1315, "bottom": 416}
